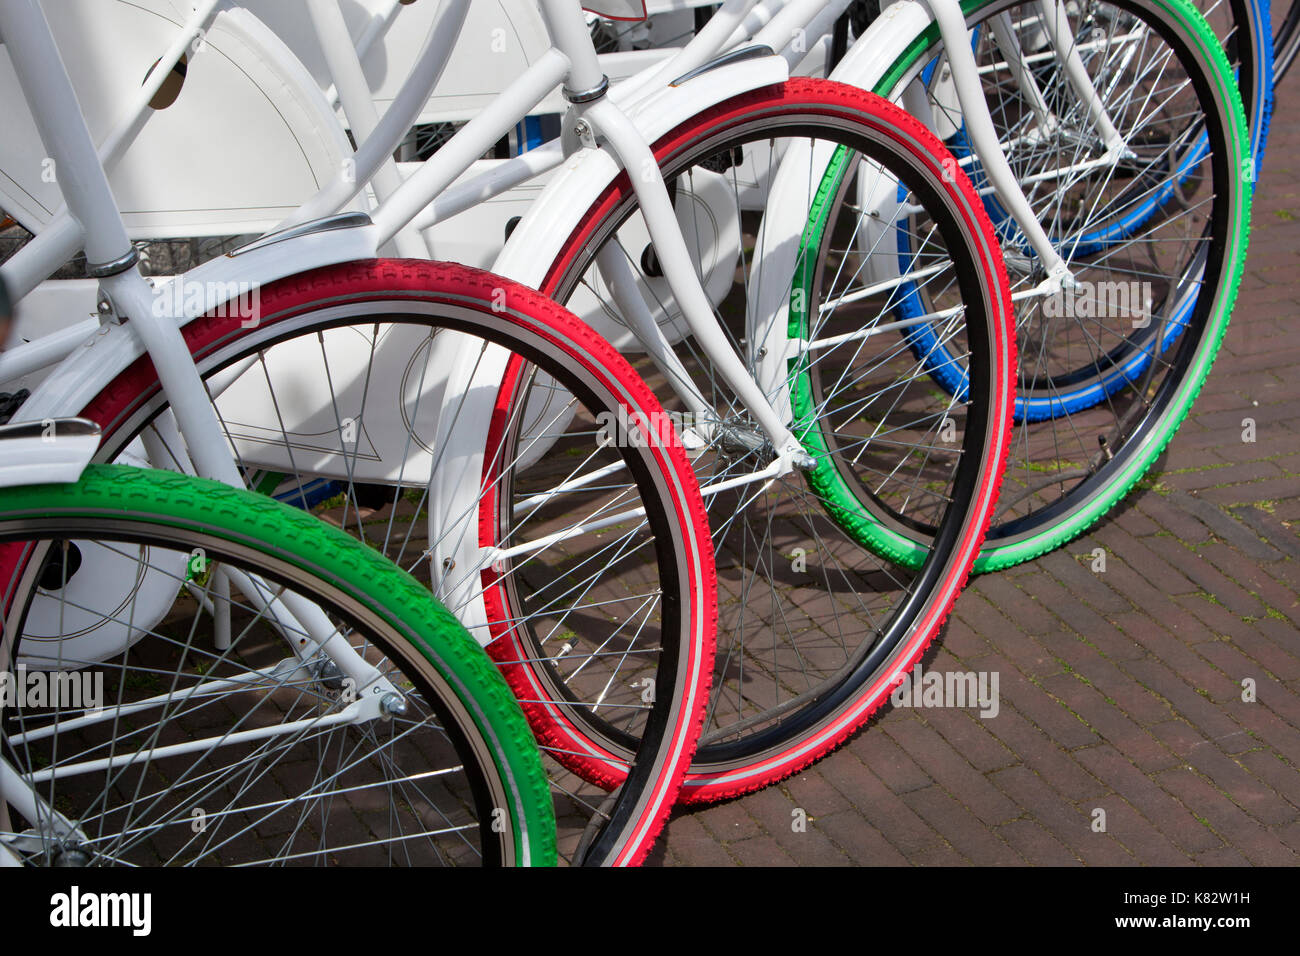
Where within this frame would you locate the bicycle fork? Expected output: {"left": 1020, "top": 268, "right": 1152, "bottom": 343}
{"left": 569, "top": 93, "right": 816, "bottom": 477}
{"left": 924, "top": 0, "right": 1136, "bottom": 294}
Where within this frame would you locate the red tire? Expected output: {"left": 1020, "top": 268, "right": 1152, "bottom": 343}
{"left": 497, "top": 79, "right": 1016, "bottom": 802}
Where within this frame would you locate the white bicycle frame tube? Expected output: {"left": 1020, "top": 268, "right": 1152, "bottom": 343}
{"left": 747, "top": 0, "right": 851, "bottom": 55}
{"left": 575, "top": 93, "right": 802, "bottom": 459}
{"left": 0, "top": 0, "right": 398, "bottom": 720}
{"left": 305, "top": 0, "right": 426, "bottom": 257}
{"left": 407, "top": 0, "right": 773, "bottom": 233}
{"left": 280, "top": 0, "right": 472, "bottom": 230}
{"left": 924, "top": 0, "right": 1140, "bottom": 288}
{"left": 0, "top": 758, "right": 88, "bottom": 850}
{"left": 989, "top": 11, "right": 1057, "bottom": 135}
{"left": 322, "top": 0, "right": 406, "bottom": 110}
{"left": 616, "top": 0, "right": 764, "bottom": 97}
{"left": 924, "top": 0, "right": 1070, "bottom": 283}
{"left": 593, "top": 243, "right": 714, "bottom": 426}
{"left": 1036, "top": 0, "right": 1127, "bottom": 154}
{"left": 372, "top": 48, "right": 573, "bottom": 244}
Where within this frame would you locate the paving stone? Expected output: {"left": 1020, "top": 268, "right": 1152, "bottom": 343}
{"left": 1170, "top": 492, "right": 1284, "bottom": 560}
{"left": 1148, "top": 722, "right": 1298, "bottom": 827}
{"left": 1039, "top": 548, "right": 1132, "bottom": 616}
{"left": 1120, "top": 658, "right": 1253, "bottom": 749}
{"left": 694, "top": 798, "right": 764, "bottom": 844}
{"left": 883, "top": 719, "right": 1021, "bottom": 826}
{"left": 821, "top": 751, "right": 945, "bottom": 855}
{"left": 995, "top": 819, "right": 1082, "bottom": 866}
{"left": 816, "top": 810, "right": 911, "bottom": 866}
{"left": 1039, "top": 671, "right": 1179, "bottom": 772}
{"left": 900, "top": 786, "right": 1024, "bottom": 865}
{"left": 981, "top": 708, "right": 1109, "bottom": 803}
{"left": 728, "top": 835, "right": 797, "bottom": 867}
{"left": 1071, "top": 743, "right": 1224, "bottom": 855}
{"left": 1154, "top": 769, "right": 1300, "bottom": 866}
{"left": 988, "top": 765, "right": 1133, "bottom": 865}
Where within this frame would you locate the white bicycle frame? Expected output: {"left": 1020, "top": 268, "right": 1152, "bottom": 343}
{"left": 0, "top": 0, "right": 1129, "bottom": 629}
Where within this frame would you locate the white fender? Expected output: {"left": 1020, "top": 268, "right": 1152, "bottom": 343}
{"left": 749, "top": 136, "right": 843, "bottom": 424}
{"left": 829, "top": 1, "right": 938, "bottom": 94}
{"left": 0, "top": 419, "right": 176, "bottom": 671}
{"left": 0, "top": 418, "right": 100, "bottom": 490}
{"left": 493, "top": 51, "right": 788, "bottom": 287}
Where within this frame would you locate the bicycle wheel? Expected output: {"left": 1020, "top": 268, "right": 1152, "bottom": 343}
{"left": 865, "top": 0, "right": 1251, "bottom": 570}
{"left": 496, "top": 79, "right": 1015, "bottom": 801}
{"left": 0, "top": 465, "right": 555, "bottom": 866}
{"left": 1273, "top": 0, "right": 1300, "bottom": 78}
{"left": 888, "top": 0, "right": 1258, "bottom": 419}
{"left": 52, "top": 261, "right": 713, "bottom": 865}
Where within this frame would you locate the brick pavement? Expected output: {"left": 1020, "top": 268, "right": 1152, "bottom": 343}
{"left": 658, "top": 68, "right": 1300, "bottom": 867}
